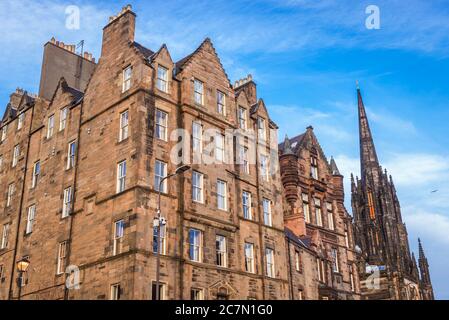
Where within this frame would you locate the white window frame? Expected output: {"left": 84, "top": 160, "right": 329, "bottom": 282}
{"left": 57, "top": 241, "right": 67, "bottom": 275}
{"left": 215, "top": 133, "right": 225, "bottom": 162}
{"left": 192, "top": 171, "right": 204, "bottom": 203}
{"left": 260, "top": 154, "right": 269, "bottom": 182}
{"left": 59, "top": 107, "right": 68, "bottom": 131}
{"left": 258, "top": 117, "right": 266, "bottom": 141}
{"left": 1, "top": 224, "right": 10, "bottom": 249}
{"left": 153, "top": 223, "right": 167, "bottom": 255}
{"left": 192, "top": 122, "right": 203, "bottom": 155}
{"left": 189, "top": 229, "right": 203, "bottom": 262}
{"left": 110, "top": 283, "right": 121, "bottom": 300}
{"left": 113, "top": 220, "right": 125, "bottom": 256}
{"left": 295, "top": 251, "right": 301, "bottom": 272}
{"left": 1, "top": 125, "right": 7, "bottom": 142}
{"left": 263, "top": 199, "right": 272, "bottom": 227}
{"left": 155, "top": 109, "right": 168, "bottom": 141}
{"left": 332, "top": 248, "right": 340, "bottom": 273}
{"left": 157, "top": 65, "right": 169, "bottom": 93}
{"left": 302, "top": 194, "right": 311, "bottom": 223}
{"left": 119, "top": 110, "right": 129, "bottom": 142}
{"left": 62, "top": 187, "right": 72, "bottom": 218}
{"left": 7, "top": 183, "right": 14, "bottom": 207}
{"left": 26, "top": 205, "right": 36, "bottom": 234}
{"left": 191, "top": 288, "right": 204, "bottom": 300}
{"left": 327, "top": 202, "right": 335, "bottom": 231}
{"left": 217, "top": 90, "right": 225, "bottom": 115}
{"left": 240, "top": 146, "right": 249, "bottom": 174}
{"left": 194, "top": 79, "right": 204, "bottom": 105}
{"left": 116, "top": 161, "right": 127, "bottom": 194}
{"left": 242, "top": 191, "right": 252, "bottom": 220}
{"left": 216, "top": 235, "right": 227, "bottom": 268}
{"left": 265, "top": 248, "right": 275, "bottom": 278}
{"left": 238, "top": 107, "right": 247, "bottom": 130}
{"left": 217, "top": 180, "right": 227, "bottom": 211}
{"left": 17, "top": 113, "right": 25, "bottom": 130}
{"left": 67, "top": 141, "right": 76, "bottom": 169}
{"left": 32, "top": 161, "right": 40, "bottom": 188}
{"left": 47, "top": 115, "right": 55, "bottom": 138}
{"left": 152, "top": 282, "right": 167, "bottom": 300}
{"left": 0, "top": 155, "right": 3, "bottom": 171}
{"left": 154, "top": 160, "right": 168, "bottom": 193}
{"left": 12, "top": 145, "right": 20, "bottom": 167}
{"left": 311, "top": 157, "right": 319, "bottom": 180}
{"left": 314, "top": 198, "right": 323, "bottom": 227}
{"left": 245, "top": 243, "right": 255, "bottom": 274}
{"left": 122, "top": 66, "right": 132, "bottom": 92}
{"left": 345, "top": 231, "right": 350, "bottom": 248}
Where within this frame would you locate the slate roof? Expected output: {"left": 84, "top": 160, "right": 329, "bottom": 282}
{"left": 278, "top": 133, "right": 306, "bottom": 154}
{"left": 133, "top": 42, "right": 154, "bottom": 58}
{"left": 285, "top": 228, "right": 311, "bottom": 249}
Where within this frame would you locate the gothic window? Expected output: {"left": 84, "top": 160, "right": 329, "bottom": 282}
{"left": 367, "top": 191, "right": 376, "bottom": 220}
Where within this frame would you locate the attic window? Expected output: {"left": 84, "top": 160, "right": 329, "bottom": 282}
{"left": 17, "top": 113, "right": 25, "bottom": 130}
{"left": 1, "top": 125, "right": 7, "bottom": 142}
{"left": 194, "top": 79, "right": 204, "bottom": 105}
{"left": 122, "top": 66, "right": 132, "bottom": 92}
{"left": 291, "top": 142, "right": 298, "bottom": 149}
{"left": 157, "top": 66, "right": 168, "bottom": 93}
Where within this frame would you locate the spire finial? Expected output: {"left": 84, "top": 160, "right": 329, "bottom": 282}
{"left": 330, "top": 156, "right": 341, "bottom": 176}
{"left": 356, "top": 80, "right": 360, "bottom": 90}
{"left": 282, "top": 134, "right": 294, "bottom": 155}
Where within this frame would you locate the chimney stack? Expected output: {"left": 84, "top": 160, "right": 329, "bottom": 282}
{"left": 101, "top": 5, "right": 136, "bottom": 58}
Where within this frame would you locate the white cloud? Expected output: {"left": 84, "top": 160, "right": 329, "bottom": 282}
{"left": 405, "top": 209, "right": 449, "bottom": 245}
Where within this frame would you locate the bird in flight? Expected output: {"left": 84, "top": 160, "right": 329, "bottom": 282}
{"left": 431, "top": 190, "right": 439, "bottom": 193}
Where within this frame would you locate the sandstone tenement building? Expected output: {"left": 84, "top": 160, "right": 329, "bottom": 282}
{"left": 0, "top": 5, "right": 433, "bottom": 301}
{"left": 351, "top": 87, "right": 434, "bottom": 300}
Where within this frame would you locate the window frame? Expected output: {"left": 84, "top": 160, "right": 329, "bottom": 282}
{"left": 192, "top": 171, "right": 204, "bottom": 204}
{"left": 12, "top": 145, "right": 20, "bottom": 167}
{"left": 331, "top": 248, "right": 340, "bottom": 273}
{"left": 191, "top": 288, "right": 205, "bottom": 300}
{"left": 155, "top": 109, "right": 168, "bottom": 142}
{"left": 192, "top": 122, "right": 203, "bottom": 156}
{"left": 113, "top": 220, "right": 125, "bottom": 256}
{"left": 116, "top": 161, "right": 127, "bottom": 194}
{"left": 302, "top": 194, "right": 311, "bottom": 223}
{"left": 327, "top": 202, "right": 335, "bottom": 231}
{"left": 258, "top": 117, "right": 266, "bottom": 141}
{"left": 314, "top": 198, "right": 323, "bottom": 227}
{"left": 260, "top": 154, "right": 269, "bottom": 182}
{"left": 122, "top": 66, "right": 132, "bottom": 93}
{"left": 26, "top": 205, "right": 36, "bottom": 235}
{"left": 62, "top": 187, "right": 72, "bottom": 218}
{"left": 244, "top": 242, "right": 255, "bottom": 274}
{"left": 263, "top": 198, "right": 272, "bottom": 227}
{"left": 59, "top": 107, "right": 68, "bottom": 131}
{"left": 57, "top": 241, "right": 68, "bottom": 275}
{"left": 311, "top": 156, "right": 319, "bottom": 180}
{"left": 194, "top": 79, "right": 204, "bottom": 106}
{"left": 151, "top": 281, "right": 167, "bottom": 300}
{"left": 7, "top": 183, "right": 14, "bottom": 207}
{"left": 217, "top": 90, "right": 226, "bottom": 115}
{"left": 215, "top": 133, "right": 225, "bottom": 162}
{"left": 110, "top": 283, "right": 121, "bottom": 300}
{"left": 1, "top": 125, "right": 7, "bottom": 142}
{"left": 215, "top": 235, "right": 227, "bottom": 268}
{"left": 32, "top": 161, "right": 40, "bottom": 188}
{"left": 265, "top": 248, "right": 275, "bottom": 278}
{"left": 238, "top": 107, "right": 247, "bottom": 130}
{"left": 17, "top": 113, "right": 25, "bottom": 130}
{"left": 67, "top": 141, "right": 76, "bottom": 170}
{"left": 157, "top": 65, "right": 169, "bottom": 93}
{"left": 240, "top": 146, "right": 249, "bottom": 174}
{"left": 154, "top": 160, "right": 168, "bottom": 193}
{"left": 1, "top": 224, "right": 10, "bottom": 249}
{"left": 189, "top": 229, "right": 203, "bottom": 262}
{"left": 242, "top": 191, "right": 252, "bottom": 220}
{"left": 153, "top": 223, "right": 167, "bottom": 255}
{"left": 216, "top": 180, "right": 227, "bottom": 211}
{"left": 119, "top": 110, "right": 129, "bottom": 142}
{"left": 47, "top": 114, "right": 55, "bottom": 139}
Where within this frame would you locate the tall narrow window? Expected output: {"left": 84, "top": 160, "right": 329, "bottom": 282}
{"left": 217, "top": 90, "right": 225, "bottom": 115}
{"left": 117, "top": 161, "right": 126, "bottom": 193}
{"left": 113, "top": 220, "right": 125, "bottom": 256}
{"left": 242, "top": 191, "right": 252, "bottom": 220}
{"left": 153, "top": 223, "right": 166, "bottom": 255}
{"left": 192, "top": 122, "right": 202, "bottom": 156}
{"left": 119, "top": 110, "right": 129, "bottom": 142}
{"left": 260, "top": 154, "right": 269, "bottom": 182}
{"left": 67, "top": 141, "right": 76, "bottom": 169}
{"left": 192, "top": 171, "right": 204, "bottom": 203}
{"left": 191, "top": 288, "right": 204, "bottom": 300}
{"left": 157, "top": 65, "right": 168, "bottom": 93}
{"left": 189, "top": 229, "right": 202, "bottom": 262}
{"left": 327, "top": 202, "right": 335, "bottom": 231}
{"left": 295, "top": 251, "right": 301, "bottom": 272}
{"left": 151, "top": 282, "right": 167, "bottom": 300}
{"left": 217, "top": 180, "right": 227, "bottom": 211}
{"left": 265, "top": 248, "right": 275, "bottom": 278}
{"left": 331, "top": 248, "right": 340, "bottom": 273}
{"left": 311, "top": 157, "right": 319, "bottom": 180}
{"left": 60, "top": 107, "right": 68, "bottom": 131}
{"left": 238, "top": 107, "right": 247, "bottom": 130}
{"left": 154, "top": 160, "right": 168, "bottom": 193}
{"left": 215, "top": 133, "right": 225, "bottom": 162}
{"left": 263, "top": 199, "right": 272, "bottom": 227}
{"left": 302, "top": 194, "right": 311, "bottom": 223}
{"left": 314, "top": 198, "right": 323, "bottom": 227}
{"left": 367, "top": 191, "right": 376, "bottom": 220}
{"left": 155, "top": 109, "right": 168, "bottom": 141}
{"left": 7, "top": 183, "right": 14, "bottom": 207}
{"left": 240, "top": 146, "right": 249, "bottom": 174}
{"left": 0, "top": 265, "right": 4, "bottom": 279}
{"left": 57, "top": 241, "right": 68, "bottom": 275}
{"left": 216, "top": 235, "right": 227, "bottom": 267}
{"left": 12, "top": 145, "right": 20, "bottom": 167}
{"left": 62, "top": 187, "right": 72, "bottom": 218}
{"left": 317, "top": 258, "right": 325, "bottom": 283}
{"left": 0, "top": 155, "right": 3, "bottom": 171}
{"left": 17, "top": 113, "right": 25, "bottom": 130}
{"left": 32, "top": 161, "right": 40, "bottom": 188}
{"left": 349, "top": 264, "right": 355, "bottom": 292}
{"left": 1, "top": 224, "right": 10, "bottom": 249}
{"left": 258, "top": 117, "right": 266, "bottom": 141}
{"left": 1, "top": 125, "right": 7, "bottom": 142}
{"left": 47, "top": 115, "right": 55, "bottom": 138}
{"left": 110, "top": 284, "right": 121, "bottom": 300}
{"left": 122, "top": 66, "right": 132, "bottom": 92}
{"left": 244, "top": 243, "right": 255, "bottom": 273}
{"left": 345, "top": 231, "right": 350, "bottom": 248}
{"left": 194, "top": 79, "right": 204, "bottom": 105}
{"left": 26, "top": 205, "right": 36, "bottom": 234}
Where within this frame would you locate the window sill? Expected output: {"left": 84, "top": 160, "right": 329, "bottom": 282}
{"left": 117, "top": 137, "right": 130, "bottom": 145}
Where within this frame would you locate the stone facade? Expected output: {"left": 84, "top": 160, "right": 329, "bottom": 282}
{"left": 351, "top": 87, "right": 434, "bottom": 300}
{"left": 279, "top": 128, "right": 361, "bottom": 300}
{"left": 0, "top": 6, "right": 290, "bottom": 300}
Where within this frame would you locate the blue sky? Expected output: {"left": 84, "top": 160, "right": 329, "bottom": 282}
{"left": 1, "top": 0, "right": 448, "bottom": 299}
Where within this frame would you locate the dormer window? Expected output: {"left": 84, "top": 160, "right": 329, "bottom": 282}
{"left": 2, "top": 125, "right": 7, "bottom": 142}
{"left": 17, "top": 113, "right": 25, "bottom": 130}
{"left": 217, "top": 91, "right": 225, "bottom": 115}
{"left": 122, "top": 66, "right": 132, "bottom": 92}
{"left": 194, "top": 79, "right": 204, "bottom": 105}
{"left": 238, "top": 107, "right": 247, "bottom": 130}
{"left": 157, "top": 66, "right": 168, "bottom": 93}
{"left": 311, "top": 156, "right": 318, "bottom": 180}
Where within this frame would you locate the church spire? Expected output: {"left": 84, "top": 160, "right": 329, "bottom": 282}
{"left": 330, "top": 157, "right": 341, "bottom": 176}
{"left": 357, "top": 85, "right": 380, "bottom": 185}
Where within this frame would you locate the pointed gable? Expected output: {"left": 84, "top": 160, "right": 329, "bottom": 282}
{"left": 49, "top": 77, "right": 84, "bottom": 109}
